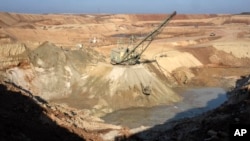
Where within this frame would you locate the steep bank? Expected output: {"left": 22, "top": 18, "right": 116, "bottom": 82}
{"left": 0, "top": 81, "right": 123, "bottom": 141}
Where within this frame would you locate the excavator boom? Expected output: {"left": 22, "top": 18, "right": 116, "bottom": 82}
{"left": 111, "top": 11, "right": 176, "bottom": 65}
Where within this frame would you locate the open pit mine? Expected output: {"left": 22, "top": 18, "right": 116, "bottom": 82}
{"left": 0, "top": 11, "right": 250, "bottom": 141}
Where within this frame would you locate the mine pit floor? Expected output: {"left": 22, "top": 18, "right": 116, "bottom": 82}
{"left": 102, "top": 87, "right": 227, "bottom": 128}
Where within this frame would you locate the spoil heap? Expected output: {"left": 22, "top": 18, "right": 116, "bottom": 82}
{"left": 78, "top": 64, "right": 181, "bottom": 115}
{"left": 2, "top": 41, "right": 180, "bottom": 116}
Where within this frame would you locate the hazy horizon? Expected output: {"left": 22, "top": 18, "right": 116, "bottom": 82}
{"left": 0, "top": 0, "right": 250, "bottom": 14}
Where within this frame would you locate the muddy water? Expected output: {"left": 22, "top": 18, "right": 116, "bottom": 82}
{"left": 102, "top": 87, "right": 227, "bottom": 128}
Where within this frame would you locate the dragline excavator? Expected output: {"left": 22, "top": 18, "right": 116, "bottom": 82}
{"left": 110, "top": 11, "right": 176, "bottom": 65}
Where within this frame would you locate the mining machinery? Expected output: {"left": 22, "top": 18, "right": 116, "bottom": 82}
{"left": 110, "top": 11, "right": 176, "bottom": 65}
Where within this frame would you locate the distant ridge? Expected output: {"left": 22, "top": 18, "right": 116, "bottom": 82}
{"left": 240, "top": 12, "right": 250, "bottom": 15}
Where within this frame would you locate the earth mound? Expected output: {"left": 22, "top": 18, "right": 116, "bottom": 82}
{"left": 2, "top": 42, "right": 181, "bottom": 117}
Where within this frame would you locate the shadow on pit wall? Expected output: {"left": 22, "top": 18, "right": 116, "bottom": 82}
{"left": 0, "top": 84, "right": 85, "bottom": 141}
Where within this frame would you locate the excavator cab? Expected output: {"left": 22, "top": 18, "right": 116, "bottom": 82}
{"left": 110, "top": 47, "right": 140, "bottom": 65}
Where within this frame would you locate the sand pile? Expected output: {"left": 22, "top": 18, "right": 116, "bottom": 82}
{"left": 92, "top": 64, "right": 181, "bottom": 110}
{"left": 53, "top": 63, "right": 181, "bottom": 116}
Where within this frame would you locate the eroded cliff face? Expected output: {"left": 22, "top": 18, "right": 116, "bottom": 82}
{"left": 0, "top": 43, "right": 27, "bottom": 70}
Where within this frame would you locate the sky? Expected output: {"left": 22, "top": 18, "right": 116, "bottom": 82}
{"left": 0, "top": 0, "right": 249, "bottom": 14}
